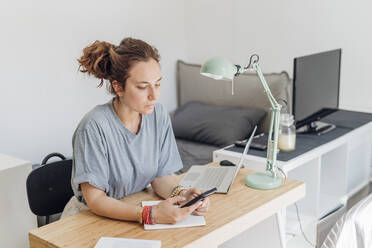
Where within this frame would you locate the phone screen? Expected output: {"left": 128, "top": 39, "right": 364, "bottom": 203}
{"left": 180, "top": 187, "right": 217, "bottom": 208}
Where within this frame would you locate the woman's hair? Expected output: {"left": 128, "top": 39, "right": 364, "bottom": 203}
{"left": 78, "top": 37, "right": 160, "bottom": 95}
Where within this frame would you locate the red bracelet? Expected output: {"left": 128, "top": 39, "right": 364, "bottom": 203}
{"left": 142, "top": 206, "right": 154, "bottom": 225}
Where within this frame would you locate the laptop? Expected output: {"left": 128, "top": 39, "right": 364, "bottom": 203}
{"left": 179, "top": 126, "right": 257, "bottom": 193}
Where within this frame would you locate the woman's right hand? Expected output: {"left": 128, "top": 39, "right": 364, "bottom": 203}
{"left": 151, "top": 195, "right": 202, "bottom": 224}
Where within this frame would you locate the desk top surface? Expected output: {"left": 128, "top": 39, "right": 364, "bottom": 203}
{"left": 29, "top": 164, "right": 305, "bottom": 248}
{"left": 226, "top": 109, "right": 372, "bottom": 161}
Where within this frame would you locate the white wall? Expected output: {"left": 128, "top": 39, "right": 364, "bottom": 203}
{"left": 0, "top": 0, "right": 185, "bottom": 164}
{"left": 2, "top": 0, "right": 372, "bottom": 164}
{"left": 184, "top": 0, "right": 372, "bottom": 112}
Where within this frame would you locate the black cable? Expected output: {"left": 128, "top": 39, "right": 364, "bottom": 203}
{"left": 244, "top": 54, "right": 260, "bottom": 69}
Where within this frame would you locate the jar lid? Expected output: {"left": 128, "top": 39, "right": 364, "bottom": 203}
{"left": 280, "top": 113, "right": 294, "bottom": 125}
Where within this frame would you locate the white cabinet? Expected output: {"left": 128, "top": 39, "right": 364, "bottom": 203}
{"left": 213, "top": 122, "right": 372, "bottom": 248}
{"left": 0, "top": 154, "right": 37, "bottom": 248}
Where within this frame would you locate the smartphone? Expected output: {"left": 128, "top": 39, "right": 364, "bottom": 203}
{"left": 180, "top": 187, "right": 217, "bottom": 208}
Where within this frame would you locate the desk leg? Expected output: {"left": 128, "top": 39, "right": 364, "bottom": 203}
{"left": 276, "top": 209, "right": 286, "bottom": 248}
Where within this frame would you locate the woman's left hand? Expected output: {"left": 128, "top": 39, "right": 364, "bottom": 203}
{"left": 180, "top": 188, "right": 210, "bottom": 216}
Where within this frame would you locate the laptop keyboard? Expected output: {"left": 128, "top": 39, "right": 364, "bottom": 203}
{"left": 195, "top": 167, "right": 233, "bottom": 189}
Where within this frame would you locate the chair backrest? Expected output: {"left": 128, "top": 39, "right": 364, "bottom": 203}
{"left": 26, "top": 153, "right": 74, "bottom": 217}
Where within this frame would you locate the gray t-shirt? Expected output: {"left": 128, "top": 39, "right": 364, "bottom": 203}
{"left": 71, "top": 100, "right": 183, "bottom": 200}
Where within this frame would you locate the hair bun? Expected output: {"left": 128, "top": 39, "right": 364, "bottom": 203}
{"left": 78, "top": 41, "right": 114, "bottom": 85}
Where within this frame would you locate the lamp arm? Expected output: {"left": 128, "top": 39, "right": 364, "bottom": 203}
{"left": 242, "top": 63, "right": 281, "bottom": 176}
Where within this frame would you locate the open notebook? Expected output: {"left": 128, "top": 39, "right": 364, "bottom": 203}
{"left": 142, "top": 201, "right": 206, "bottom": 230}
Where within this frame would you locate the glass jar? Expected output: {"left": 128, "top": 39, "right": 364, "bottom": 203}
{"left": 278, "top": 113, "right": 296, "bottom": 151}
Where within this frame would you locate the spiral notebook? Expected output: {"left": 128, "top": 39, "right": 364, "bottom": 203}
{"left": 141, "top": 201, "right": 206, "bottom": 230}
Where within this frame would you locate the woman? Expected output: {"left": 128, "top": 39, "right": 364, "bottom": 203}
{"left": 61, "top": 38, "right": 210, "bottom": 225}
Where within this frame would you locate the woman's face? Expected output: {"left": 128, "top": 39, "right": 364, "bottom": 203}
{"left": 117, "top": 58, "right": 161, "bottom": 115}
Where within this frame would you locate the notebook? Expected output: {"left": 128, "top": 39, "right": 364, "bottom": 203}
{"left": 141, "top": 201, "right": 205, "bottom": 230}
{"left": 179, "top": 126, "right": 256, "bottom": 193}
{"left": 94, "top": 237, "right": 161, "bottom": 248}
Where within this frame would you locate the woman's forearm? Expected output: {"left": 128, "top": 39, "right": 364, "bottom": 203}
{"left": 81, "top": 183, "right": 141, "bottom": 222}
{"left": 151, "top": 174, "right": 179, "bottom": 199}
{"left": 90, "top": 194, "right": 142, "bottom": 221}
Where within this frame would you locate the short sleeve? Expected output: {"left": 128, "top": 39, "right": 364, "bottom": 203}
{"left": 156, "top": 109, "right": 183, "bottom": 178}
{"left": 72, "top": 122, "right": 110, "bottom": 196}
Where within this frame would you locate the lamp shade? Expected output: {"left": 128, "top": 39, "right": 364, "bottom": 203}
{"left": 200, "top": 57, "right": 237, "bottom": 80}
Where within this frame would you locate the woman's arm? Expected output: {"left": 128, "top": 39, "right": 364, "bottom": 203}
{"left": 81, "top": 182, "right": 201, "bottom": 224}
{"left": 151, "top": 174, "right": 179, "bottom": 199}
{"left": 151, "top": 174, "right": 210, "bottom": 216}
{"left": 81, "top": 182, "right": 141, "bottom": 222}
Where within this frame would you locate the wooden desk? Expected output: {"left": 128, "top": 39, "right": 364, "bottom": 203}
{"left": 29, "top": 164, "right": 305, "bottom": 248}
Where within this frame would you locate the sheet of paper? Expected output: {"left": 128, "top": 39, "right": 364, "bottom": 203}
{"left": 141, "top": 200, "right": 206, "bottom": 230}
{"left": 94, "top": 237, "right": 161, "bottom": 248}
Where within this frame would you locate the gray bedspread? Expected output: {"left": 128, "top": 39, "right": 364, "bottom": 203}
{"left": 175, "top": 139, "right": 219, "bottom": 174}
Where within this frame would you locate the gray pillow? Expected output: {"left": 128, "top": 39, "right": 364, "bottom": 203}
{"left": 172, "top": 101, "right": 266, "bottom": 147}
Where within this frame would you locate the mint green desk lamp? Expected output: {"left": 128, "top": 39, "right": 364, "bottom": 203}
{"left": 200, "top": 55, "right": 282, "bottom": 190}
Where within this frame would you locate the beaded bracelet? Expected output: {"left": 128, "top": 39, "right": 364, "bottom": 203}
{"left": 138, "top": 207, "right": 143, "bottom": 224}
{"left": 170, "top": 185, "right": 186, "bottom": 198}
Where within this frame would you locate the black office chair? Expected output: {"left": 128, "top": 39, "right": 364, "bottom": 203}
{"left": 26, "top": 153, "right": 74, "bottom": 227}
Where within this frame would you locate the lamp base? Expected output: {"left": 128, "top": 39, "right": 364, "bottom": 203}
{"left": 245, "top": 172, "right": 282, "bottom": 190}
